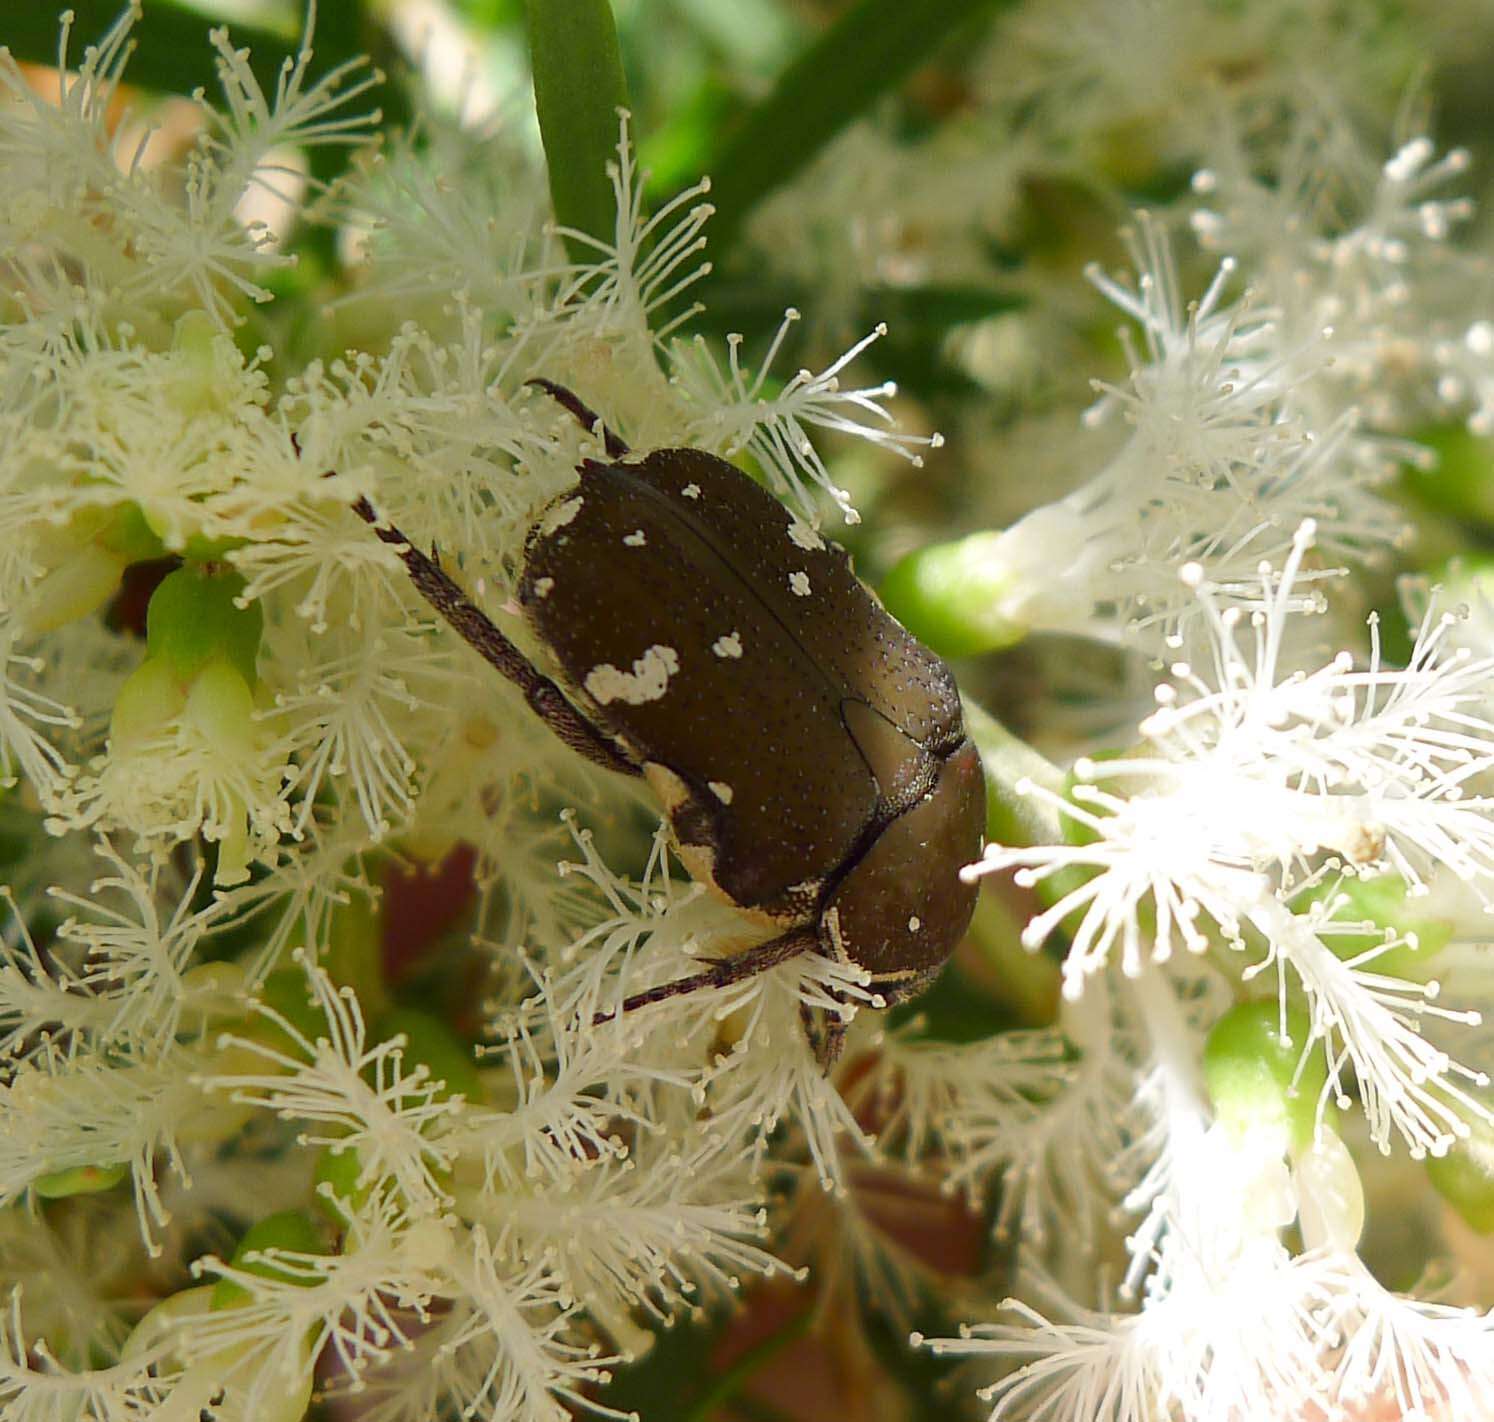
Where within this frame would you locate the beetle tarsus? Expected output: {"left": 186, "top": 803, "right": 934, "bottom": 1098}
{"left": 594, "top": 928, "right": 817, "bottom": 1024}
{"left": 527, "top": 378, "right": 631, "bottom": 460}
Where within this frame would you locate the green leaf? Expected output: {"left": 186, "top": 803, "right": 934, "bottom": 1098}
{"left": 523, "top": 0, "right": 629, "bottom": 259}
{"left": 701, "top": 0, "right": 1008, "bottom": 254}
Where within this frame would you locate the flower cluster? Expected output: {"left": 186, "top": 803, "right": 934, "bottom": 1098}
{"left": 2, "top": 3, "right": 1494, "bottom": 1422}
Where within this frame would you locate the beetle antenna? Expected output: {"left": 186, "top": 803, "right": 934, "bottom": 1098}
{"left": 349, "top": 494, "right": 642, "bottom": 779}
{"left": 526, "top": 378, "right": 631, "bottom": 459}
{"left": 594, "top": 927, "right": 817, "bottom": 1024}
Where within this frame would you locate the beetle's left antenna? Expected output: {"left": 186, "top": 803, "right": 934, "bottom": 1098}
{"left": 526, "top": 378, "right": 631, "bottom": 460}
{"left": 350, "top": 496, "right": 643, "bottom": 779}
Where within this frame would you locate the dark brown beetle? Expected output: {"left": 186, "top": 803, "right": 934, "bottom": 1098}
{"left": 353, "top": 382, "right": 984, "bottom": 1063}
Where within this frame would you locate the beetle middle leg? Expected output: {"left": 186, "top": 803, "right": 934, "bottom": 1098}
{"left": 594, "top": 926, "right": 818, "bottom": 1023}
{"left": 350, "top": 496, "right": 642, "bottom": 778}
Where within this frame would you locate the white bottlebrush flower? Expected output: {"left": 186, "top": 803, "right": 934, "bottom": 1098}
{"left": 206, "top": 959, "right": 465, "bottom": 1216}
{"left": 967, "top": 525, "right": 1493, "bottom": 1152}
{"left": 671, "top": 310, "right": 941, "bottom": 525}
{"left": 968, "top": 219, "right": 1404, "bottom": 655}
{"left": 0, "top": 628, "right": 80, "bottom": 805}
{"left": 1192, "top": 117, "right": 1478, "bottom": 432}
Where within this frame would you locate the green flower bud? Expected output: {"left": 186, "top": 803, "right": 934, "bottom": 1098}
{"left": 241, "top": 968, "right": 333, "bottom": 1059}
{"left": 881, "top": 532, "right": 1028, "bottom": 659}
{"left": 1296, "top": 874, "right": 1452, "bottom": 979}
{"left": 98, "top": 502, "right": 167, "bottom": 563}
{"left": 146, "top": 567, "right": 262, "bottom": 687}
{"left": 1426, "top": 1120, "right": 1494, "bottom": 1233}
{"left": 181, "top": 656, "right": 257, "bottom": 747}
{"left": 1203, "top": 1000, "right": 1327, "bottom": 1150}
{"left": 33, "top": 1161, "right": 128, "bottom": 1198}
{"left": 110, "top": 656, "right": 188, "bottom": 748}
{"left": 211, "top": 1209, "right": 327, "bottom": 1310}
{"left": 20, "top": 542, "right": 128, "bottom": 634}
{"left": 372, "top": 1007, "right": 484, "bottom": 1105}
{"left": 313, "top": 1144, "right": 371, "bottom": 1228}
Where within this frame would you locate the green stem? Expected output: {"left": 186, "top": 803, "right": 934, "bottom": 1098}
{"left": 964, "top": 700, "right": 1065, "bottom": 850}
{"left": 702, "top": 0, "right": 1006, "bottom": 255}
{"left": 523, "top": 0, "right": 630, "bottom": 262}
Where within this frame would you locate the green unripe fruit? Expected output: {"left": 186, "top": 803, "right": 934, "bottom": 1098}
{"left": 211, "top": 1209, "right": 326, "bottom": 1310}
{"left": 146, "top": 567, "right": 262, "bottom": 687}
{"left": 372, "top": 1007, "right": 484, "bottom": 1104}
{"left": 1426, "top": 1121, "right": 1494, "bottom": 1233}
{"left": 33, "top": 1161, "right": 128, "bottom": 1198}
{"left": 1203, "top": 1000, "right": 1327, "bottom": 1150}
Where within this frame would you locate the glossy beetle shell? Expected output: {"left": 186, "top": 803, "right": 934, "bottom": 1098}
{"left": 518, "top": 447, "right": 985, "bottom": 990}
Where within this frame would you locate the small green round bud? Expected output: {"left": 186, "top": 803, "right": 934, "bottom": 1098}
{"left": 211, "top": 1209, "right": 326, "bottom": 1310}
{"left": 881, "top": 533, "right": 1028, "bottom": 659}
{"left": 99, "top": 503, "right": 167, "bottom": 563}
{"left": 313, "top": 1145, "right": 370, "bottom": 1228}
{"left": 181, "top": 655, "right": 257, "bottom": 749}
{"left": 20, "top": 543, "right": 128, "bottom": 634}
{"left": 372, "top": 1007, "right": 484, "bottom": 1105}
{"left": 1296, "top": 874, "right": 1452, "bottom": 979}
{"left": 241, "top": 968, "right": 332, "bottom": 1059}
{"left": 1203, "top": 1000, "right": 1326, "bottom": 1150}
{"left": 1426, "top": 1120, "right": 1494, "bottom": 1234}
{"left": 33, "top": 1161, "right": 128, "bottom": 1199}
{"left": 110, "top": 656, "right": 188, "bottom": 748}
{"left": 146, "top": 568, "right": 262, "bottom": 687}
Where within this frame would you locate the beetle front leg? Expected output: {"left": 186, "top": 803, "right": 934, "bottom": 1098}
{"left": 351, "top": 496, "right": 642, "bottom": 779}
{"left": 594, "top": 926, "right": 818, "bottom": 1023}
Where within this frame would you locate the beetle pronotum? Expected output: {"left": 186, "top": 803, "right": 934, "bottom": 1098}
{"left": 352, "top": 382, "right": 985, "bottom": 1064}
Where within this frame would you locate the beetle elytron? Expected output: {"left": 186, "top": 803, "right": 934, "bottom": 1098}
{"left": 352, "top": 382, "right": 984, "bottom": 1063}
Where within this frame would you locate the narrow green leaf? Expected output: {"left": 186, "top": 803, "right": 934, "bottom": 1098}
{"left": 523, "top": 0, "right": 629, "bottom": 260}
{"left": 702, "top": 0, "right": 1006, "bottom": 254}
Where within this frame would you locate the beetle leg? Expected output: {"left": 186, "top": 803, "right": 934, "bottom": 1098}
{"left": 798, "top": 992, "right": 852, "bottom": 1071}
{"left": 593, "top": 927, "right": 817, "bottom": 1023}
{"left": 351, "top": 496, "right": 643, "bottom": 778}
{"left": 526, "top": 378, "right": 631, "bottom": 459}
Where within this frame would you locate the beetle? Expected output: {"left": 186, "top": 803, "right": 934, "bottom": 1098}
{"left": 351, "top": 381, "right": 985, "bottom": 1064}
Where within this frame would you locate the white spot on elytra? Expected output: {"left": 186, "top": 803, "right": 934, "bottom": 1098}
{"left": 539, "top": 496, "right": 582, "bottom": 535}
{"left": 709, "top": 780, "right": 734, "bottom": 805}
{"left": 789, "top": 571, "right": 811, "bottom": 597}
{"left": 584, "top": 645, "right": 680, "bottom": 706}
{"left": 682, "top": 483, "right": 702, "bottom": 500}
{"left": 623, "top": 528, "right": 647, "bottom": 547}
{"left": 908, "top": 915, "right": 921, "bottom": 933}
{"left": 787, "top": 520, "right": 824, "bottom": 551}
{"left": 533, "top": 577, "right": 554, "bottom": 599}
{"left": 711, "top": 631, "right": 743, "bottom": 659}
